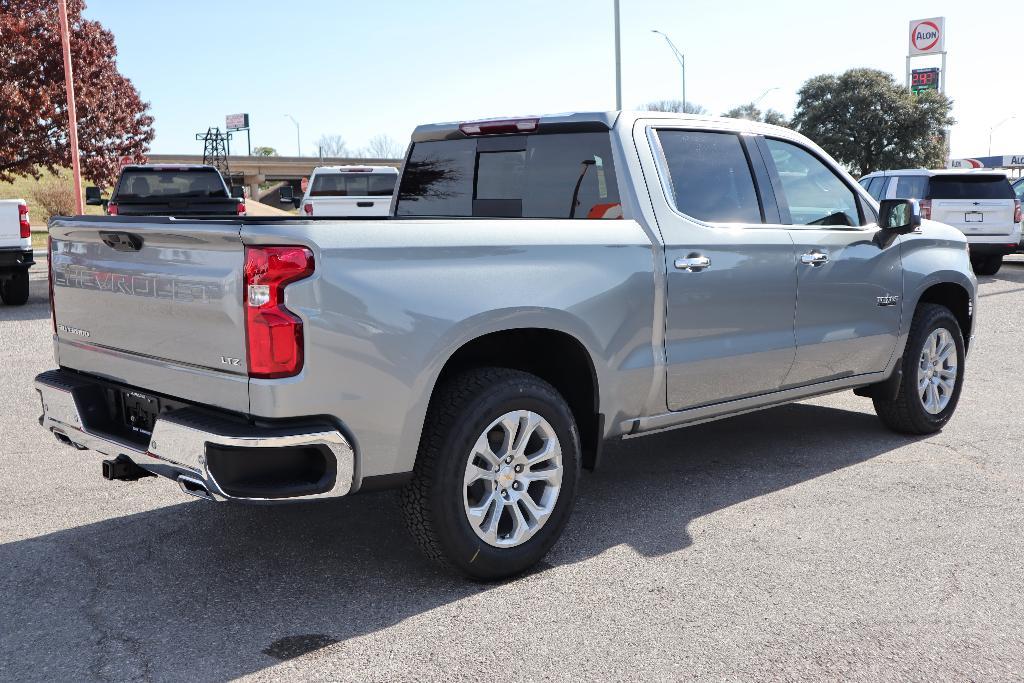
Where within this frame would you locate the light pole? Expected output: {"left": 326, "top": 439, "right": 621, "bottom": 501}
{"left": 652, "top": 29, "right": 685, "bottom": 110}
{"left": 988, "top": 116, "right": 1015, "bottom": 157}
{"left": 752, "top": 87, "right": 779, "bottom": 107}
{"left": 613, "top": 0, "right": 621, "bottom": 110}
{"left": 285, "top": 114, "right": 301, "bottom": 157}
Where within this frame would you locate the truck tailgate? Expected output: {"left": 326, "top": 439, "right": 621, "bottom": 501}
{"left": 50, "top": 218, "right": 250, "bottom": 411}
{"left": 0, "top": 201, "right": 22, "bottom": 242}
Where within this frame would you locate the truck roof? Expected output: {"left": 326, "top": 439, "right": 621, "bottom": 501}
{"left": 863, "top": 168, "right": 1011, "bottom": 178}
{"left": 411, "top": 111, "right": 797, "bottom": 143}
{"left": 120, "top": 164, "right": 222, "bottom": 172}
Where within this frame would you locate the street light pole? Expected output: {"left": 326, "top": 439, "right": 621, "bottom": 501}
{"left": 285, "top": 114, "right": 301, "bottom": 157}
{"left": 988, "top": 116, "right": 1015, "bottom": 157}
{"left": 57, "top": 0, "right": 83, "bottom": 214}
{"left": 652, "top": 29, "right": 685, "bottom": 110}
{"left": 752, "top": 87, "right": 779, "bottom": 107}
{"left": 613, "top": 0, "right": 622, "bottom": 110}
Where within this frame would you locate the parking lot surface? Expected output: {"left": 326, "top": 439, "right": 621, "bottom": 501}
{"left": 1, "top": 259, "right": 1022, "bottom": 682}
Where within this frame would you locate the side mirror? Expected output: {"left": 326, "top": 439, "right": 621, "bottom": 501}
{"left": 230, "top": 186, "right": 245, "bottom": 199}
{"left": 878, "top": 198, "right": 922, "bottom": 234}
{"left": 85, "top": 186, "right": 106, "bottom": 206}
{"left": 279, "top": 186, "right": 294, "bottom": 203}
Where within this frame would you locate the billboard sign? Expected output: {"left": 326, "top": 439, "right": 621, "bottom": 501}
{"left": 226, "top": 113, "right": 249, "bottom": 130}
{"left": 909, "top": 17, "right": 945, "bottom": 55}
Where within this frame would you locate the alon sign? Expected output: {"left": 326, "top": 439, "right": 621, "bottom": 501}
{"left": 909, "top": 17, "right": 945, "bottom": 55}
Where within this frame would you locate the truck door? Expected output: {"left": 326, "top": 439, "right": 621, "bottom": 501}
{"left": 643, "top": 126, "right": 798, "bottom": 411}
{"left": 757, "top": 136, "right": 902, "bottom": 387}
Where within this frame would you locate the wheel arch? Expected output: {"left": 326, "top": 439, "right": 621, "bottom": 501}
{"left": 428, "top": 327, "right": 603, "bottom": 470}
{"left": 914, "top": 280, "right": 973, "bottom": 350}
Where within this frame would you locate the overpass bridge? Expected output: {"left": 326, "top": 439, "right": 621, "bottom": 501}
{"left": 146, "top": 154, "right": 403, "bottom": 198}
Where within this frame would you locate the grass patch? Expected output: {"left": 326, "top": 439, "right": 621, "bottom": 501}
{"left": 0, "top": 168, "right": 104, "bottom": 226}
{"left": 31, "top": 231, "right": 48, "bottom": 250}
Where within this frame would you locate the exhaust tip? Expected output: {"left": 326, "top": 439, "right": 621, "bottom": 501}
{"left": 178, "top": 475, "right": 216, "bottom": 502}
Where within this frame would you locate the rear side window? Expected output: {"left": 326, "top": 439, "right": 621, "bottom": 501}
{"left": 865, "top": 176, "right": 885, "bottom": 199}
{"left": 655, "top": 130, "right": 762, "bottom": 223}
{"left": 115, "top": 169, "right": 227, "bottom": 199}
{"left": 928, "top": 176, "right": 1014, "bottom": 200}
{"left": 310, "top": 173, "right": 396, "bottom": 197}
{"left": 894, "top": 176, "right": 929, "bottom": 199}
{"left": 396, "top": 133, "right": 620, "bottom": 218}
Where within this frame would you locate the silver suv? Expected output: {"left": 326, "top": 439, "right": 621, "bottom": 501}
{"left": 860, "top": 169, "right": 1022, "bottom": 275}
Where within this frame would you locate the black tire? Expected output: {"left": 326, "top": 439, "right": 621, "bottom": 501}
{"left": 873, "top": 303, "right": 966, "bottom": 434}
{"left": 401, "top": 367, "right": 581, "bottom": 580}
{"left": 0, "top": 270, "right": 29, "bottom": 306}
{"left": 971, "top": 255, "right": 1002, "bottom": 276}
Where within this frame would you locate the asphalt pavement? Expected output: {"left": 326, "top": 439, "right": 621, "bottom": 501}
{"left": 1, "top": 259, "right": 1022, "bottom": 681}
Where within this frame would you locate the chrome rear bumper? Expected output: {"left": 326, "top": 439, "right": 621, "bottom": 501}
{"left": 35, "top": 369, "right": 354, "bottom": 503}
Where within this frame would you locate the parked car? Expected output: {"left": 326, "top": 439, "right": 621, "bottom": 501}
{"left": 294, "top": 165, "right": 398, "bottom": 217}
{"left": 1013, "top": 176, "right": 1024, "bottom": 252}
{"left": 0, "top": 199, "right": 33, "bottom": 306}
{"left": 87, "top": 164, "right": 245, "bottom": 217}
{"left": 38, "top": 112, "right": 977, "bottom": 579}
{"left": 859, "top": 169, "right": 1021, "bottom": 274}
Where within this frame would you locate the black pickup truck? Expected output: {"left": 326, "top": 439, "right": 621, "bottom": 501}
{"left": 87, "top": 165, "right": 245, "bottom": 217}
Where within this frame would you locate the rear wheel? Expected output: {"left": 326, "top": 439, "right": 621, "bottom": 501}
{"left": 0, "top": 270, "right": 29, "bottom": 306}
{"left": 401, "top": 368, "right": 580, "bottom": 580}
{"left": 872, "top": 303, "right": 965, "bottom": 434}
{"left": 971, "top": 255, "right": 1002, "bottom": 276}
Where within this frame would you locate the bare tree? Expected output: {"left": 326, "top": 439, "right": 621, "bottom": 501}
{"left": 641, "top": 99, "right": 708, "bottom": 115}
{"left": 362, "top": 134, "right": 403, "bottom": 159}
{"left": 316, "top": 134, "right": 349, "bottom": 157}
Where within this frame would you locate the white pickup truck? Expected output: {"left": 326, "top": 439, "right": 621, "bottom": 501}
{"left": 297, "top": 165, "right": 398, "bottom": 217}
{"left": 0, "top": 199, "right": 33, "bottom": 305}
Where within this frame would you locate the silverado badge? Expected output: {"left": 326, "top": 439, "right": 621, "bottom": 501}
{"left": 876, "top": 294, "right": 900, "bottom": 307}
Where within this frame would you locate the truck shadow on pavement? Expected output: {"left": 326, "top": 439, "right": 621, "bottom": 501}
{"left": 0, "top": 402, "right": 918, "bottom": 681}
{"left": 0, "top": 276, "right": 50, "bottom": 322}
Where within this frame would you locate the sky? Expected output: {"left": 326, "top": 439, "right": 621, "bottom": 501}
{"left": 84, "top": 0, "right": 1024, "bottom": 160}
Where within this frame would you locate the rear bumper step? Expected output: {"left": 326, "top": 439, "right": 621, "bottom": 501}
{"left": 35, "top": 369, "right": 355, "bottom": 503}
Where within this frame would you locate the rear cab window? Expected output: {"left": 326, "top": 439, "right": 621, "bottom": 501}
{"left": 310, "top": 172, "right": 396, "bottom": 197}
{"left": 655, "top": 130, "right": 763, "bottom": 224}
{"left": 396, "top": 132, "right": 621, "bottom": 218}
{"left": 114, "top": 168, "right": 228, "bottom": 199}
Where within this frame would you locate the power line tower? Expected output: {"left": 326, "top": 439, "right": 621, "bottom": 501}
{"left": 195, "top": 127, "right": 232, "bottom": 178}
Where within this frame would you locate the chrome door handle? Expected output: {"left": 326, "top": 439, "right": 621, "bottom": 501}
{"left": 674, "top": 255, "right": 711, "bottom": 272}
{"left": 800, "top": 251, "right": 829, "bottom": 267}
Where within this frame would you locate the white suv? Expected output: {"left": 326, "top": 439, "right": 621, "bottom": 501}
{"left": 298, "top": 165, "right": 398, "bottom": 217}
{"left": 860, "top": 169, "right": 1022, "bottom": 275}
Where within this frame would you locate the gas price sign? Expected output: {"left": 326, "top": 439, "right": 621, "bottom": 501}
{"left": 911, "top": 68, "right": 940, "bottom": 94}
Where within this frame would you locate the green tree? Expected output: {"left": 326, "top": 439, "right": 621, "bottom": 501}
{"left": 722, "top": 103, "right": 790, "bottom": 127}
{"left": 792, "top": 68, "right": 954, "bottom": 176}
{"left": 252, "top": 146, "right": 277, "bottom": 157}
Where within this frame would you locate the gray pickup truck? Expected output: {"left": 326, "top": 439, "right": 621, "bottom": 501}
{"left": 37, "top": 112, "right": 977, "bottom": 579}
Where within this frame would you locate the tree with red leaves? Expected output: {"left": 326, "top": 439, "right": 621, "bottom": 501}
{"left": 0, "top": 0, "right": 154, "bottom": 185}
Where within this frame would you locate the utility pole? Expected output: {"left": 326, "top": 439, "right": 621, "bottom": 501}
{"left": 57, "top": 0, "right": 83, "bottom": 214}
{"left": 614, "top": 0, "right": 622, "bottom": 110}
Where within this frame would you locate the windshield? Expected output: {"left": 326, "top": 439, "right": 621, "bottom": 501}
{"left": 115, "top": 169, "right": 228, "bottom": 200}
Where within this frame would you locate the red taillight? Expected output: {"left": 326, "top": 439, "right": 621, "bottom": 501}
{"left": 1014, "top": 199, "right": 1021, "bottom": 224}
{"left": 47, "top": 235, "right": 56, "bottom": 334}
{"left": 18, "top": 203, "right": 30, "bottom": 238}
{"left": 303, "top": 203, "right": 313, "bottom": 215}
{"left": 459, "top": 118, "right": 539, "bottom": 136}
{"left": 243, "top": 246, "right": 314, "bottom": 379}
{"left": 237, "top": 202, "right": 247, "bottom": 216}
{"left": 107, "top": 202, "right": 119, "bottom": 216}
{"left": 919, "top": 199, "right": 932, "bottom": 220}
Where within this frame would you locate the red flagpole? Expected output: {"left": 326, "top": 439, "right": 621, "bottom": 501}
{"left": 57, "top": 0, "right": 84, "bottom": 215}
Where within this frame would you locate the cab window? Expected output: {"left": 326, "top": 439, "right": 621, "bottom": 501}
{"left": 765, "top": 138, "right": 861, "bottom": 227}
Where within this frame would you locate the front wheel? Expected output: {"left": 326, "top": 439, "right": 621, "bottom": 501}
{"left": 873, "top": 303, "right": 966, "bottom": 434}
{"left": 0, "top": 270, "right": 29, "bottom": 306}
{"left": 401, "top": 368, "right": 580, "bottom": 580}
{"left": 971, "top": 255, "right": 1002, "bottom": 276}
